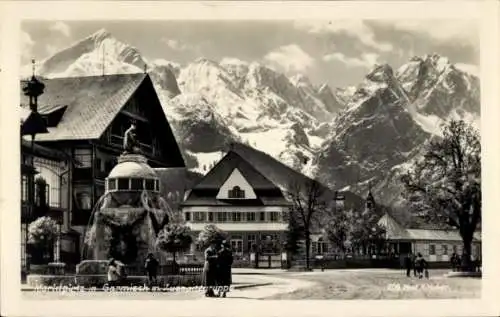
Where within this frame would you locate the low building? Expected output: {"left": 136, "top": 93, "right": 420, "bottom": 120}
{"left": 378, "top": 212, "right": 481, "bottom": 263}
{"left": 181, "top": 150, "right": 292, "bottom": 267}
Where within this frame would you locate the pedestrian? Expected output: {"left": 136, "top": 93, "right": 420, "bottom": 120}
{"left": 216, "top": 241, "right": 234, "bottom": 298}
{"left": 202, "top": 242, "right": 219, "bottom": 297}
{"left": 411, "top": 252, "right": 417, "bottom": 277}
{"left": 415, "top": 253, "right": 426, "bottom": 279}
{"left": 144, "top": 253, "right": 159, "bottom": 288}
{"left": 404, "top": 252, "right": 412, "bottom": 277}
{"left": 450, "top": 253, "right": 457, "bottom": 271}
{"left": 107, "top": 258, "right": 120, "bottom": 288}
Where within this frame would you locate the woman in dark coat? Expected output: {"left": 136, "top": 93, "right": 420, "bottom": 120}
{"left": 202, "top": 243, "right": 218, "bottom": 297}
{"left": 216, "top": 241, "right": 234, "bottom": 297}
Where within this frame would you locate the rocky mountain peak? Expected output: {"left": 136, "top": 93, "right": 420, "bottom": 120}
{"left": 366, "top": 63, "right": 395, "bottom": 83}
{"left": 88, "top": 28, "right": 113, "bottom": 44}
{"left": 22, "top": 28, "right": 480, "bottom": 210}
{"left": 289, "top": 74, "right": 313, "bottom": 88}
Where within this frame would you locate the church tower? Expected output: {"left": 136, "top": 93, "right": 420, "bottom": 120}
{"left": 366, "top": 182, "right": 376, "bottom": 211}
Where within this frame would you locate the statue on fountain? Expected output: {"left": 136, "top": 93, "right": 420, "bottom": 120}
{"left": 123, "top": 122, "right": 140, "bottom": 154}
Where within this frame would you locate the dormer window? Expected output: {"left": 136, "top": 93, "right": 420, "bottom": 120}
{"left": 40, "top": 105, "right": 67, "bottom": 127}
{"left": 228, "top": 186, "right": 245, "bottom": 199}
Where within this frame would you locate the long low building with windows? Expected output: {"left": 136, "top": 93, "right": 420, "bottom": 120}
{"left": 181, "top": 150, "right": 292, "bottom": 267}
{"left": 377, "top": 212, "right": 481, "bottom": 263}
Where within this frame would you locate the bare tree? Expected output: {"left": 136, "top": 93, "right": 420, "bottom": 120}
{"left": 401, "top": 120, "right": 481, "bottom": 270}
{"left": 287, "top": 179, "right": 326, "bottom": 270}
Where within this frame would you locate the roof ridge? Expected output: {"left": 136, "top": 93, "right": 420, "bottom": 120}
{"left": 228, "top": 150, "right": 278, "bottom": 189}
{"left": 36, "top": 73, "right": 146, "bottom": 81}
{"left": 190, "top": 150, "right": 280, "bottom": 191}
{"left": 93, "top": 74, "right": 147, "bottom": 139}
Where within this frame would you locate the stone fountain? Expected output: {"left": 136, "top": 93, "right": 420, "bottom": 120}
{"left": 82, "top": 123, "right": 173, "bottom": 267}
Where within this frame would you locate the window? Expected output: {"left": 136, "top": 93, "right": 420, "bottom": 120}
{"left": 130, "top": 178, "right": 143, "bottom": 190}
{"left": 259, "top": 212, "right": 265, "bottom": 222}
{"left": 232, "top": 212, "right": 241, "bottom": 222}
{"left": 246, "top": 212, "right": 256, "bottom": 222}
{"left": 145, "top": 179, "right": 155, "bottom": 190}
{"left": 193, "top": 212, "right": 206, "bottom": 222}
{"left": 117, "top": 178, "right": 129, "bottom": 190}
{"left": 217, "top": 212, "right": 227, "bottom": 222}
{"left": 270, "top": 212, "right": 279, "bottom": 222}
{"left": 429, "top": 244, "right": 436, "bottom": 255}
{"left": 317, "top": 238, "right": 328, "bottom": 254}
{"left": 74, "top": 186, "right": 92, "bottom": 210}
{"left": 185, "top": 212, "right": 191, "bottom": 221}
{"left": 21, "top": 175, "right": 28, "bottom": 202}
{"left": 247, "top": 234, "right": 256, "bottom": 252}
{"left": 35, "top": 178, "right": 50, "bottom": 206}
{"left": 108, "top": 179, "right": 116, "bottom": 191}
{"left": 155, "top": 180, "right": 160, "bottom": 191}
{"left": 442, "top": 245, "right": 448, "bottom": 255}
{"left": 230, "top": 237, "right": 243, "bottom": 255}
{"left": 228, "top": 186, "right": 245, "bottom": 199}
{"left": 74, "top": 149, "right": 92, "bottom": 168}
{"left": 208, "top": 212, "right": 214, "bottom": 222}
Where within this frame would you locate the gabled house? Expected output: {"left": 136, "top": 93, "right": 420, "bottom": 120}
{"left": 20, "top": 73, "right": 186, "bottom": 257}
{"left": 181, "top": 150, "right": 292, "bottom": 267}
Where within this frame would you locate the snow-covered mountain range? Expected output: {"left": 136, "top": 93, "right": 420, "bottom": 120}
{"left": 22, "top": 29, "right": 480, "bottom": 208}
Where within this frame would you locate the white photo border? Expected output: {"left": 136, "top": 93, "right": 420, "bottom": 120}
{"left": 1, "top": 1, "right": 499, "bottom": 317}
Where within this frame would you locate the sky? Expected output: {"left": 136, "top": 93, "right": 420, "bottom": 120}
{"left": 21, "top": 20, "right": 479, "bottom": 88}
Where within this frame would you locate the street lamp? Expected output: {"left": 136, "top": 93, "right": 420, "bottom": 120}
{"left": 20, "top": 59, "right": 48, "bottom": 272}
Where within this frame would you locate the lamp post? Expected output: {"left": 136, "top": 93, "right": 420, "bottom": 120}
{"left": 20, "top": 59, "right": 47, "bottom": 272}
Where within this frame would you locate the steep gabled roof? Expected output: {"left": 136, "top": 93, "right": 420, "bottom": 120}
{"left": 192, "top": 151, "right": 279, "bottom": 191}
{"left": 19, "top": 73, "right": 147, "bottom": 141}
{"left": 184, "top": 150, "right": 290, "bottom": 206}
{"left": 230, "top": 142, "right": 366, "bottom": 209}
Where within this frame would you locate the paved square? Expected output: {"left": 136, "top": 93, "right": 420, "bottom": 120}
{"left": 22, "top": 268, "right": 480, "bottom": 300}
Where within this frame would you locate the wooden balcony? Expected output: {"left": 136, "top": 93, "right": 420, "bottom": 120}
{"left": 109, "top": 134, "right": 159, "bottom": 158}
